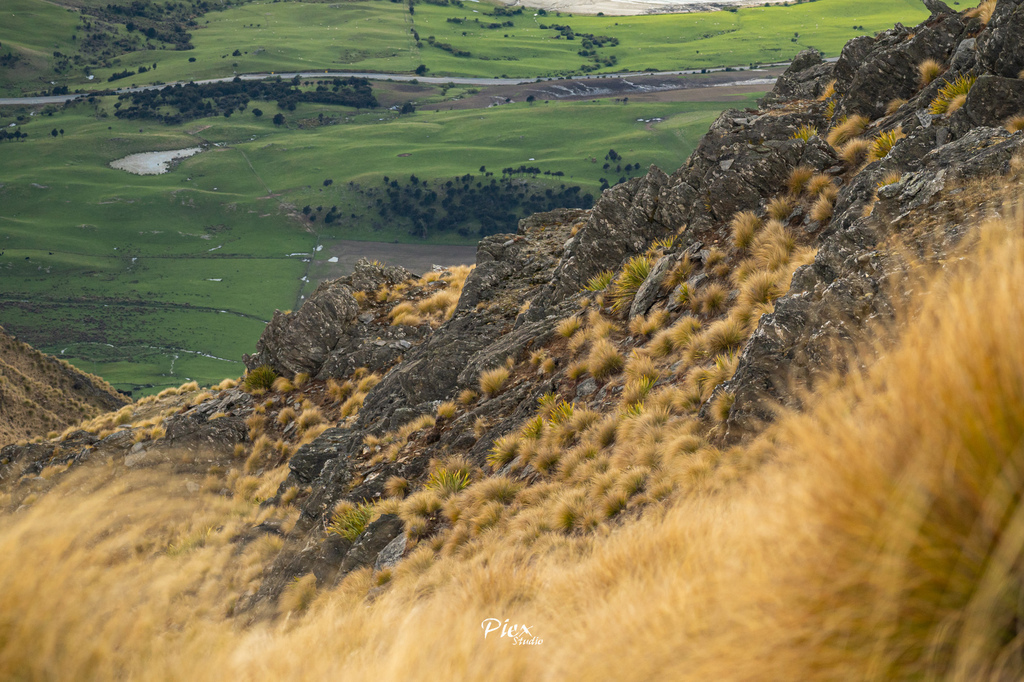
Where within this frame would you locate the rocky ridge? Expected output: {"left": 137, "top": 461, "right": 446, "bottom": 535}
{"left": 3, "top": 0, "right": 1023, "bottom": 617}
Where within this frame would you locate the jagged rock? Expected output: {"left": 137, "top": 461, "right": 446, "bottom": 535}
{"left": 337, "top": 514, "right": 404, "bottom": 577}
{"left": 760, "top": 49, "right": 835, "bottom": 105}
{"left": 835, "top": 15, "right": 968, "bottom": 119}
{"left": 289, "top": 426, "right": 358, "bottom": 486}
{"left": 949, "top": 76, "right": 1024, "bottom": 137}
{"left": 244, "top": 259, "right": 421, "bottom": 380}
{"left": 245, "top": 280, "right": 361, "bottom": 377}
{"left": 374, "top": 532, "right": 407, "bottom": 571}
{"left": 921, "top": 0, "right": 953, "bottom": 15}
{"left": 976, "top": 0, "right": 1024, "bottom": 78}
{"left": 161, "top": 411, "right": 248, "bottom": 456}
{"left": 629, "top": 255, "right": 674, "bottom": 319}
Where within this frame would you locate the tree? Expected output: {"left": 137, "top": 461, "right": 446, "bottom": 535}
{"left": 415, "top": 64, "right": 428, "bottom": 75}
{"left": 273, "top": 113, "right": 285, "bottom": 126}
{"left": 526, "top": 95, "right": 535, "bottom": 104}
{"left": 59, "top": 129, "right": 64, "bottom": 137}
{"left": 252, "top": 108, "right": 263, "bottom": 117}
{"left": 50, "top": 128, "right": 58, "bottom": 138}
{"left": 400, "top": 102, "right": 415, "bottom": 115}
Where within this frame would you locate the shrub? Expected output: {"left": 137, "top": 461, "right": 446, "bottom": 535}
{"left": 917, "top": 58, "right": 943, "bottom": 87}
{"left": 867, "top": 126, "right": 906, "bottom": 162}
{"left": 587, "top": 339, "right": 624, "bottom": 380}
{"left": 929, "top": 74, "right": 976, "bottom": 115}
{"left": 826, "top": 115, "right": 869, "bottom": 148}
{"left": 609, "top": 255, "right": 653, "bottom": 314}
{"left": 479, "top": 366, "right": 510, "bottom": 397}
{"left": 244, "top": 365, "right": 277, "bottom": 392}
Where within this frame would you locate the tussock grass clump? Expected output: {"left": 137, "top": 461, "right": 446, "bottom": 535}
{"left": 877, "top": 170, "right": 903, "bottom": 189}
{"left": 427, "top": 468, "right": 471, "bottom": 498}
{"left": 867, "top": 126, "right": 905, "bottom": 162}
{"left": 556, "top": 316, "right": 583, "bottom": 339}
{"left": 810, "top": 184, "right": 840, "bottom": 224}
{"left": 965, "top": 0, "right": 996, "bottom": 23}
{"left": 478, "top": 367, "right": 510, "bottom": 398}
{"left": 271, "top": 377, "right": 295, "bottom": 393}
{"left": 296, "top": 407, "right": 324, "bottom": 434}
{"left": 1005, "top": 114, "right": 1024, "bottom": 134}
{"left": 383, "top": 476, "right": 409, "bottom": 499}
{"left": 628, "top": 310, "right": 669, "bottom": 337}
{"left": 328, "top": 501, "right": 376, "bottom": 542}
{"left": 838, "top": 138, "right": 871, "bottom": 166}
{"left": 929, "top": 74, "right": 976, "bottom": 115}
{"left": 244, "top": 365, "right": 277, "bottom": 392}
{"left": 806, "top": 173, "right": 836, "bottom": 198}
{"left": 730, "top": 210, "right": 762, "bottom": 250}
{"left": 826, "top": 114, "right": 869, "bottom": 148}
{"left": 609, "top": 255, "right": 653, "bottom": 314}
{"left": 697, "top": 282, "right": 730, "bottom": 316}
{"left": 587, "top": 339, "right": 624, "bottom": 380}
{"left": 663, "top": 254, "right": 694, "bottom": 291}
{"left": 738, "top": 270, "right": 784, "bottom": 308}
{"left": 276, "top": 407, "right": 297, "bottom": 426}
{"left": 786, "top": 166, "right": 815, "bottom": 197}
{"left": 765, "top": 195, "right": 795, "bottom": 221}
{"left": 885, "top": 98, "right": 908, "bottom": 116}
{"left": 436, "top": 401, "right": 457, "bottom": 420}
{"left": 917, "top": 58, "right": 943, "bottom": 87}
{"left": 389, "top": 302, "right": 423, "bottom": 327}
{"left": 817, "top": 79, "right": 836, "bottom": 100}
{"left": 790, "top": 124, "right": 819, "bottom": 142}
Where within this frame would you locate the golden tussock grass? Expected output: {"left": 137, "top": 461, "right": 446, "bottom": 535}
{"left": 965, "top": 0, "right": 996, "bottom": 24}
{"left": 5, "top": 207, "right": 1024, "bottom": 679}
{"left": 786, "top": 166, "right": 814, "bottom": 197}
{"left": 478, "top": 366, "right": 510, "bottom": 397}
{"left": 826, "top": 114, "right": 869, "bottom": 148}
{"left": 729, "top": 210, "right": 762, "bottom": 250}
{"left": 917, "top": 57, "right": 944, "bottom": 87}
{"left": 838, "top": 137, "right": 871, "bottom": 166}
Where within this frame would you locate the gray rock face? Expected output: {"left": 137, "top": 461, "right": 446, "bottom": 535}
{"left": 374, "top": 532, "right": 407, "bottom": 571}
{"left": 835, "top": 15, "right": 968, "bottom": 119}
{"left": 243, "top": 259, "right": 420, "bottom": 380}
{"left": 977, "top": 0, "right": 1024, "bottom": 78}
{"left": 760, "top": 49, "right": 835, "bottom": 105}
{"left": 245, "top": 280, "right": 361, "bottom": 377}
{"left": 338, "top": 514, "right": 404, "bottom": 577}
{"left": 949, "top": 76, "right": 1024, "bottom": 137}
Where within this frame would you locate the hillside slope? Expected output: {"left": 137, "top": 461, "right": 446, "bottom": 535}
{"left": 0, "top": 0, "right": 1023, "bottom": 678}
{"left": 0, "top": 326, "right": 128, "bottom": 447}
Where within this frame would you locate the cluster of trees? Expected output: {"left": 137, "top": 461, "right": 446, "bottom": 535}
{"left": 423, "top": 36, "right": 471, "bottom": 58}
{"left": 362, "top": 173, "right": 594, "bottom": 239}
{"left": 447, "top": 17, "right": 514, "bottom": 29}
{"left": 92, "top": 0, "right": 202, "bottom": 50}
{"left": 0, "top": 129, "right": 28, "bottom": 143}
{"left": 536, "top": 23, "right": 620, "bottom": 71}
{"left": 113, "top": 77, "right": 377, "bottom": 124}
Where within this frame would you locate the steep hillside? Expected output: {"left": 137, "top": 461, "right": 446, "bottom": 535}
{"left": 1, "top": 0, "right": 1023, "bottom": 678}
{"left": 0, "top": 326, "right": 128, "bottom": 447}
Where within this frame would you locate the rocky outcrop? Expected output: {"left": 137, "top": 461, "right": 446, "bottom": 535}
{"left": 759, "top": 49, "right": 835, "bottom": 106}
{"left": 244, "top": 259, "right": 423, "bottom": 380}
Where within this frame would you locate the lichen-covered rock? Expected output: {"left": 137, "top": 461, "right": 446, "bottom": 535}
{"left": 759, "top": 49, "right": 835, "bottom": 105}
{"left": 977, "top": 0, "right": 1024, "bottom": 78}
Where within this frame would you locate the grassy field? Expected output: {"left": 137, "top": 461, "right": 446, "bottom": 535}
{"left": 0, "top": 88, "right": 759, "bottom": 393}
{"left": 0, "top": 0, "right": 930, "bottom": 95}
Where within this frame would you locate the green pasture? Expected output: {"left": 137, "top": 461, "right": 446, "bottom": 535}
{"left": 0, "top": 89, "right": 760, "bottom": 392}
{"left": 2, "top": 0, "right": 933, "bottom": 94}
